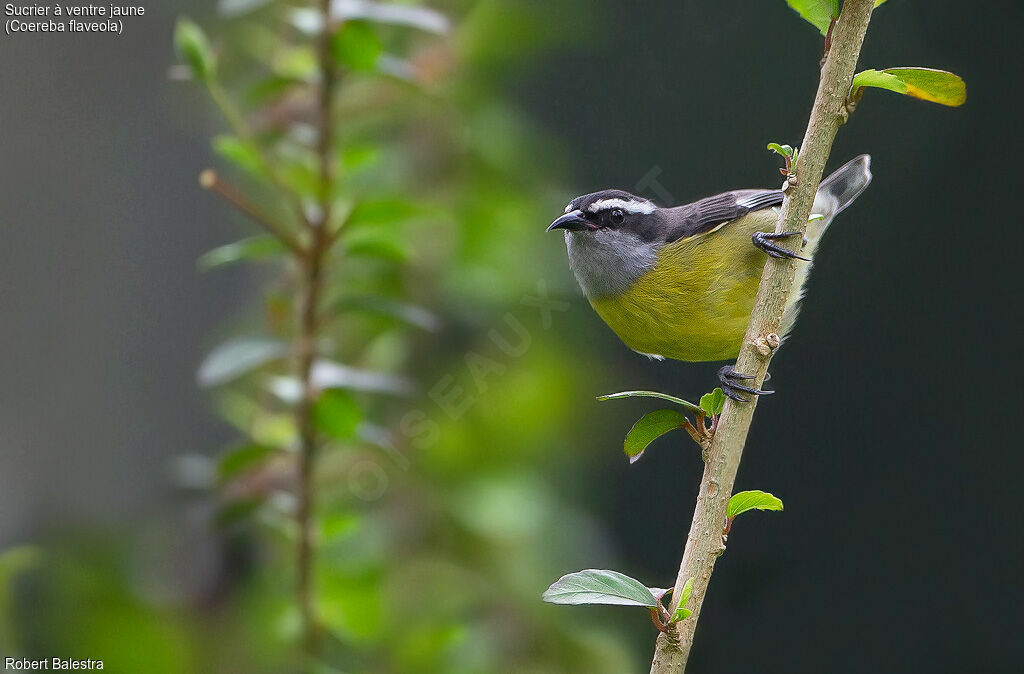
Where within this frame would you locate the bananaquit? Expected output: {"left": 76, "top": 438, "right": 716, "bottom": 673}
{"left": 547, "top": 155, "right": 872, "bottom": 400}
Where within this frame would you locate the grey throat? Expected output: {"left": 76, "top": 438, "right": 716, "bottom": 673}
{"left": 565, "top": 228, "right": 659, "bottom": 299}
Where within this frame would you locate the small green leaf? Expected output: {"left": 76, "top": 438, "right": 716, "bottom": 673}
{"left": 320, "top": 512, "right": 361, "bottom": 542}
{"left": 199, "top": 235, "right": 288, "bottom": 271}
{"left": 727, "top": 490, "right": 784, "bottom": 520}
{"left": 851, "top": 68, "right": 966, "bottom": 107}
{"left": 335, "top": 295, "right": 441, "bottom": 332}
{"left": 197, "top": 337, "right": 288, "bottom": 387}
{"left": 341, "top": 145, "right": 382, "bottom": 172}
{"left": 344, "top": 232, "right": 410, "bottom": 261}
{"left": 874, "top": 0, "right": 889, "bottom": 6}
{"left": 279, "top": 153, "right": 321, "bottom": 199}
{"left": 290, "top": 6, "right": 444, "bottom": 38}
{"left": 699, "top": 388, "right": 726, "bottom": 417}
{"left": 851, "top": 69, "right": 907, "bottom": 95}
{"left": 250, "top": 413, "right": 298, "bottom": 448}
{"left": 624, "top": 409, "right": 690, "bottom": 464}
{"left": 882, "top": 68, "right": 966, "bottom": 107}
{"left": 217, "top": 444, "right": 276, "bottom": 484}
{"left": 318, "top": 565, "right": 384, "bottom": 641}
{"left": 174, "top": 17, "right": 216, "bottom": 82}
{"left": 331, "top": 21, "right": 382, "bottom": 71}
{"left": 596, "top": 390, "right": 703, "bottom": 415}
{"left": 212, "top": 135, "right": 267, "bottom": 180}
{"left": 312, "top": 389, "right": 362, "bottom": 441}
{"left": 244, "top": 75, "right": 301, "bottom": 106}
{"left": 784, "top": 0, "right": 837, "bottom": 35}
{"left": 679, "top": 577, "right": 694, "bottom": 606}
{"left": 267, "top": 360, "right": 413, "bottom": 403}
{"left": 327, "top": 2, "right": 450, "bottom": 33}
{"left": 671, "top": 577, "right": 695, "bottom": 622}
{"left": 347, "top": 198, "right": 428, "bottom": 228}
{"left": 542, "top": 569, "right": 659, "bottom": 608}
{"left": 219, "top": 0, "right": 273, "bottom": 17}
{"left": 767, "top": 143, "right": 794, "bottom": 158}
{"left": 272, "top": 45, "right": 318, "bottom": 81}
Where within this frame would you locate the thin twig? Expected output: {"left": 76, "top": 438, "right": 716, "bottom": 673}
{"left": 648, "top": 2, "right": 877, "bottom": 671}
{"left": 294, "top": 223, "right": 325, "bottom": 659}
{"left": 295, "top": 0, "right": 339, "bottom": 658}
{"left": 199, "top": 169, "right": 305, "bottom": 255}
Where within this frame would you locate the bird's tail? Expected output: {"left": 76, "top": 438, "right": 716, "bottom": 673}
{"left": 813, "top": 154, "right": 872, "bottom": 221}
{"left": 782, "top": 154, "right": 872, "bottom": 336}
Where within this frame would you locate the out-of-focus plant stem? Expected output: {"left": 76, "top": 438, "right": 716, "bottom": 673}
{"left": 295, "top": 0, "right": 339, "bottom": 656}
{"left": 648, "top": 1, "right": 876, "bottom": 671}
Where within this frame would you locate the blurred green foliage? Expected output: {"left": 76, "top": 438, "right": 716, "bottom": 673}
{"left": 1, "top": 1, "right": 644, "bottom": 672}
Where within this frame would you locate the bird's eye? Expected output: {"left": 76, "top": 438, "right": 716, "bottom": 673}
{"left": 610, "top": 208, "right": 625, "bottom": 225}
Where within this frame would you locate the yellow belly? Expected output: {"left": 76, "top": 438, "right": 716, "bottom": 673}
{"left": 588, "top": 212, "right": 780, "bottom": 362}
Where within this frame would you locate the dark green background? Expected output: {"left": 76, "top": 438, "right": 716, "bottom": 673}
{"left": 1, "top": 0, "right": 1020, "bottom": 671}
{"left": 529, "top": 2, "right": 1021, "bottom": 670}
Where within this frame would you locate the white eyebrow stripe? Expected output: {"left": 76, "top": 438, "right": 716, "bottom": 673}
{"left": 564, "top": 201, "right": 575, "bottom": 213}
{"left": 587, "top": 198, "right": 656, "bottom": 215}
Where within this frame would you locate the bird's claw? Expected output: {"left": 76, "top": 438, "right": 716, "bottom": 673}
{"left": 717, "top": 365, "right": 773, "bottom": 403}
{"left": 753, "top": 231, "right": 810, "bottom": 261}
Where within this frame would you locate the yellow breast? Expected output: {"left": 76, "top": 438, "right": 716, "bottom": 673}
{"left": 588, "top": 214, "right": 773, "bottom": 362}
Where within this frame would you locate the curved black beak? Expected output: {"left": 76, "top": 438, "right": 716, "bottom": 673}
{"left": 546, "top": 209, "right": 592, "bottom": 232}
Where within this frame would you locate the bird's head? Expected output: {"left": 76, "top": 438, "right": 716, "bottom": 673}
{"left": 546, "top": 189, "right": 664, "bottom": 242}
{"left": 547, "top": 189, "right": 667, "bottom": 299}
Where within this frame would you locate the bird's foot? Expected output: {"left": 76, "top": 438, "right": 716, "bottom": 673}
{"left": 717, "top": 365, "right": 773, "bottom": 403}
{"left": 752, "top": 231, "right": 809, "bottom": 261}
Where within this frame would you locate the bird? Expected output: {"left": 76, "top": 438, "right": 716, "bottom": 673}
{"left": 547, "top": 155, "right": 872, "bottom": 401}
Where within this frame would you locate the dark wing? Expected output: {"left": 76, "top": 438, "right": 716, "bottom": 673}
{"left": 664, "top": 189, "right": 783, "bottom": 243}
